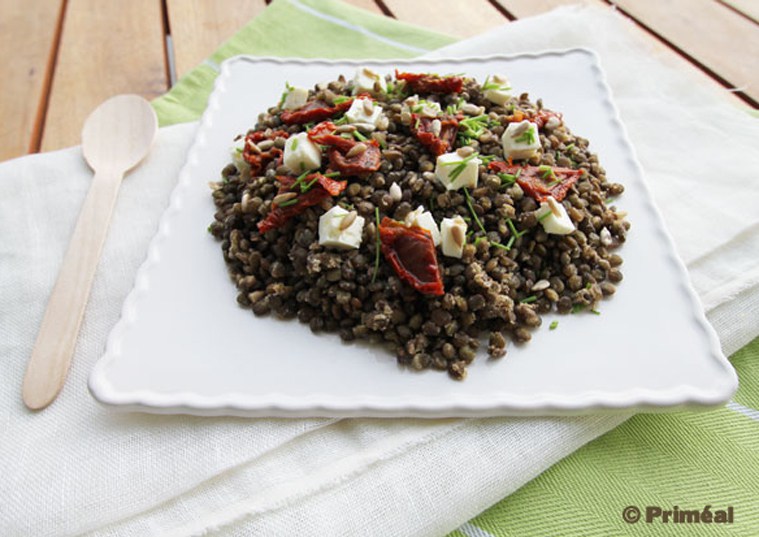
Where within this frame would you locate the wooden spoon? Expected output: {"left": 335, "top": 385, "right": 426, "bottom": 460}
{"left": 23, "top": 94, "right": 158, "bottom": 410}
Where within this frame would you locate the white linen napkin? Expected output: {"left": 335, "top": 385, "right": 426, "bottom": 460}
{"left": 1, "top": 6, "right": 757, "bottom": 537}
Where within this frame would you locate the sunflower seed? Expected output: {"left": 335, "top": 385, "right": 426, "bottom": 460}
{"left": 456, "top": 146, "right": 475, "bottom": 158}
{"left": 531, "top": 279, "right": 550, "bottom": 292}
{"left": 346, "top": 143, "right": 368, "bottom": 158}
{"left": 273, "top": 192, "right": 297, "bottom": 205}
{"left": 363, "top": 99, "right": 374, "bottom": 115}
{"left": 431, "top": 119, "right": 442, "bottom": 137}
{"left": 257, "top": 140, "right": 274, "bottom": 151}
{"left": 340, "top": 211, "right": 358, "bottom": 230}
{"left": 451, "top": 225, "right": 465, "bottom": 248}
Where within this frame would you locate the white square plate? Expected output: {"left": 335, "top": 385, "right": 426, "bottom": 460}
{"left": 89, "top": 50, "right": 738, "bottom": 417}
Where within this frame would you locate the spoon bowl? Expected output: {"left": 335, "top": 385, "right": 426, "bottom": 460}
{"left": 23, "top": 95, "right": 157, "bottom": 410}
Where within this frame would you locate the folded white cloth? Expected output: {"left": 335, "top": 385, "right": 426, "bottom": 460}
{"left": 1, "top": 6, "right": 757, "bottom": 537}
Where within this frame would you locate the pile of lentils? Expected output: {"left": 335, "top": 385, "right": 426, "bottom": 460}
{"left": 208, "top": 72, "right": 629, "bottom": 380}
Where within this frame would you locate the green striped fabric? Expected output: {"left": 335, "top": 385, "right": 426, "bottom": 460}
{"left": 151, "top": 1, "right": 759, "bottom": 534}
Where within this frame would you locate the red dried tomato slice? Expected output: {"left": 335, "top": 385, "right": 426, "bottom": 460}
{"left": 280, "top": 99, "right": 354, "bottom": 125}
{"left": 242, "top": 129, "right": 289, "bottom": 176}
{"left": 379, "top": 217, "right": 444, "bottom": 296}
{"left": 395, "top": 71, "right": 464, "bottom": 94}
{"left": 307, "top": 121, "right": 355, "bottom": 152}
{"left": 257, "top": 174, "right": 347, "bottom": 234}
{"left": 410, "top": 114, "right": 459, "bottom": 156}
{"left": 328, "top": 141, "right": 382, "bottom": 176}
{"left": 489, "top": 162, "right": 581, "bottom": 202}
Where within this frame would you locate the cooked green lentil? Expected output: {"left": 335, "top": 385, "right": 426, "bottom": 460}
{"left": 208, "top": 72, "right": 629, "bottom": 380}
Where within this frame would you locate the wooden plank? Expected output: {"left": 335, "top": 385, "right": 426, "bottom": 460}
{"left": 41, "top": 0, "right": 168, "bottom": 152}
{"left": 495, "top": 0, "right": 604, "bottom": 16}
{"left": 721, "top": 0, "right": 759, "bottom": 24}
{"left": 0, "top": 0, "right": 63, "bottom": 161}
{"left": 497, "top": 0, "right": 747, "bottom": 107}
{"left": 342, "top": 0, "right": 387, "bottom": 15}
{"left": 166, "top": 0, "right": 267, "bottom": 80}
{"left": 382, "top": 0, "right": 510, "bottom": 38}
{"left": 611, "top": 0, "right": 759, "bottom": 104}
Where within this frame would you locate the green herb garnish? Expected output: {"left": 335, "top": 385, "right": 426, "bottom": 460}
{"left": 482, "top": 75, "right": 511, "bottom": 92}
{"left": 591, "top": 309, "right": 601, "bottom": 315}
{"left": 491, "top": 241, "right": 510, "bottom": 251}
{"left": 505, "top": 218, "right": 525, "bottom": 238}
{"left": 538, "top": 210, "right": 552, "bottom": 222}
{"left": 571, "top": 304, "right": 586, "bottom": 314}
{"left": 353, "top": 130, "right": 368, "bottom": 142}
{"left": 498, "top": 173, "right": 517, "bottom": 187}
{"left": 514, "top": 128, "right": 536, "bottom": 145}
{"left": 290, "top": 169, "right": 311, "bottom": 191}
{"left": 443, "top": 152, "right": 480, "bottom": 181}
{"left": 549, "top": 321, "right": 559, "bottom": 330}
{"left": 291, "top": 137, "right": 299, "bottom": 150}
{"left": 323, "top": 171, "right": 341, "bottom": 178}
{"left": 333, "top": 96, "right": 351, "bottom": 105}
{"left": 521, "top": 295, "right": 538, "bottom": 304}
{"left": 278, "top": 198, "right": 299, "bottom": 208}
{"left": 463, "top": 187, "right": 486, "bottom": 233}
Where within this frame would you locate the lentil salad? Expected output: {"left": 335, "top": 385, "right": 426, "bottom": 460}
{"left": 208, "top": 68, "right": 629, "bottom": 380}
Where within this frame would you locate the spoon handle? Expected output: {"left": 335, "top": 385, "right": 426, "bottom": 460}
{"left": 23, "top": 168, "right": 123, "bottom": 410}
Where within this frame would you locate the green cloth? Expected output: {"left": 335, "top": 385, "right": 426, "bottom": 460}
{"left": 151, "top": 1, "right": 759, "bottom": 534}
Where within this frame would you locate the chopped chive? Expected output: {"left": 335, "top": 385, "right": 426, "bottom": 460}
{"left": 291, "top": 138, "right": 299, "bottom": 150}
{"left": 290, "top": 169, "right": 311, "bottom": 191}
{"left": 520, "top": 295, "right": 537, "bottom": 304}
{"left": 323, "top": 171, "right": 341, "bottom": 178}
{"left": 474, "top": 236, "right": 485, "bottom": 246}
{"left": 605, "top": 197, "right": 616, "bottom": 204}
{"left": 498, "top": 173, "right": 516, "bottom": 186}
{"left": 491, "top": 241, "right": 510, "bottom": 251}
{"left": 571, "top": 304, "right": 586, "bottom": 314}
{"left": 353, "top": 130, "right": 368, "bottom": 142}
{"left": 372, "top": 207, "right": 381, "bottom": 284}
{"left": 278, "top": 198, "right": 299, "bottom": 208}
{"left": 538, "top": 165, "right": 555, "bottom": 180}
{"left": 333, "top": 96, "right": 350, "bottom": 105}
{"left": 301, "top": 176, "right": 320, "bottom": 192}
{"left": 505, "top": 218, "right": 525, "bottom": 238}
{"left": 339, "top": 201, "right": 354, "bottom": 210}
{"left": 334, "top": 115, "right": 349, "bottom": 126}
{"left": 463, "top": 187, "right": 486, "bottom": 234}
{"left": 514, "top": 129, "right": 536, "bottom": 145}
{"left": 549, "top": 320, "right": 559, "bottom": 330}
{"left": 505, "top": 235, "right": 516, "bottom": 249}
{"left": 538, "top": 210, "right": 552, "bottom": 222}
{"left": 591, "top": 309, "right": 601, "bottom": 315}
{"left": 585, "top": 282, "right": 592, "bottom": 290}
{"left": 565, "top": 143, "right": 575, "bottom": 151}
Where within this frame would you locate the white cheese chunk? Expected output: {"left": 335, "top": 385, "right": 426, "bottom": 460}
{"left": 501, "top": 120, "right": 541, "bottom": 160}
{"left": 318, "top": 206, "right": 365, "bottom": 250}
{"left": 545, "top": 114, "right": 562, "bottom": 130}
{"left": 440, "top": 216, "right": 468, "bottom": 258}
{"left": 405, "top": 206, "right": 440, "bottom": 246}
{"left": 537, "top": 197, "right": 575, "bottom": 235}
{"left": 282, "top": 86, "right": 309, "bottom": 111}
{"left": 353, "top": 66, "right": 386, "bottom": 94}
{"left": 283, "top": 132, "right": 321, "bottom": 174}
{"left": 345, "top": 98, "right": 384, "bottom": 129}
{"left": 231, "top": 137, "right": 248, "bottom": 170}
{"left": 435, "top": 149, "right": 481, "bottom": 191}
{"left": 483, "top": 74, "right": 512, "bottom": 106}
{"left": 402, "top": 95, "right": 441, "bottom": 118}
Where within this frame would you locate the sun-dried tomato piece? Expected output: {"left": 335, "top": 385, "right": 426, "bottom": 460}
{"left": 379, "top": 217, "right": 444, "bottom": 296}
{"left": 307, "top": 121, "right": 355, "bottom": 152}
{"left": 395, "top": 71, "right": 464, "bottom": 94}
{"left": 257, "top": 174, "right": 347, "bottom": 234}
{"left": 489, "top": 162, "right": 581, "bottom": 202}
{"left": 410, "top": 114, "right": 459, "bottom": 156}
{"left": 328, "top": 141, "right": 382, "bottom": 176}
{"left": 242, "top": 129, "right": 289, "bottom": 176}
{"left": 280, "top": 98, "right": 354, "bottom": 125}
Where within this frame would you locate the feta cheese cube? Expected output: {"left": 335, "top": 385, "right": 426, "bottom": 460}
{"left": 402, "top": 95, "right": 441, "bottom": 118}
{"left": 353, "top": 67, "right": 386, "bottom": 94}
{"left": 435, "top": 149, "right": 481, "bottom": 191}
{"left": 282, "top": 86, "right": 309, "bottom": 111}
{"left": 231, "top": 137, "right": 248, "bottom": 170}
{"left": 283, "top": 132, "right": 321, "bottom": 173}
{"left": 405, "top": 206, "right": 441, "bottom": 246}
{"left": 345, "top": 98, "right": 384, "bottom": 129}
{"left": 483, "top": 74, "right": 512, "bottom": 106}
{"left": 318, "top": 206, "right": 365, "bottom": 250}
{"left": 501, "top": 120, "right": 541, "bottom": 160}
{"left": 536, "top": 197, "right": 575, "bottom": 235}
{"left": 440, "top": 216, "right": 468, "bottom": 258}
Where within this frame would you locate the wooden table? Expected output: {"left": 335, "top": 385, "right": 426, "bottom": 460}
{"left": 1, "top": 0, "right": 757, "bottom": 163}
